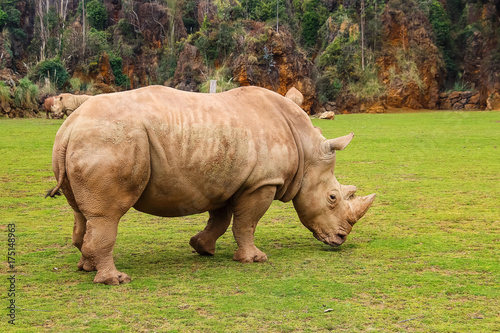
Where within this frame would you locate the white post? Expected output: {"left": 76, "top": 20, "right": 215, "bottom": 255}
{"left": 209, "top": 80, "right": 217, "bottom": 93}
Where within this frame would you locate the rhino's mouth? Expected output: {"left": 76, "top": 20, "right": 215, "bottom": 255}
{"left": 313, "top": 232, "right": 346, "bottom": 247}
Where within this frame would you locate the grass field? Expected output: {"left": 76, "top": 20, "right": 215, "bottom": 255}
{"left": 1, "top": 111, "right": 499, "bottom": 332}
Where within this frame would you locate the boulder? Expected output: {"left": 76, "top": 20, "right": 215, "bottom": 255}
{"left": 469, "top": 93, "right": 480, "bottom": 105}
{"left": 319, "top": 111, "right": 335, "bottom": 120}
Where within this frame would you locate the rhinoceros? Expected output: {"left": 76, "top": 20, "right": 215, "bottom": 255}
{"left": 51, "top": 93, "right": 93, "bottom": 118}
{"left": 47, "top": 85, "right": 375, "bottom": 285}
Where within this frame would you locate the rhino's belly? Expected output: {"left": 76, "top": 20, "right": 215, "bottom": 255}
{"left": 132, "top": 175, "right": 234, "bottom": 217}
{"left": 133, "top": 200, "right": 222, "bottom": 217}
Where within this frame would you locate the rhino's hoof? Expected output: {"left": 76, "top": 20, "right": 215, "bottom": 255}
{"left": 233, "top": 247, "right": 268, "bottom": 263}
{"left": 94, "top": 270, "right": 131, "bottom": 285}
{"left": 189, "top": 235, "right": 215, "bottom": 256}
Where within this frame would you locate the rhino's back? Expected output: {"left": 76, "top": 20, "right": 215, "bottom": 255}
{"left": 62, "top": 86, "right": 306, "bottom": 216}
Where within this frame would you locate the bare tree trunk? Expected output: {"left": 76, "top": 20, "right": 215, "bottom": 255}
{"left": 361, "top": 0, "right": 365, "bottom": 71}
{"left": 37, "top": 0, "right": 47, "bottom": 61}
{"left": 82, "top": 0, "right": 86, "bottom": 60}
{"left": 373, "top": 0, "right": 377, "bottom": 52}
{"left": 150, "top": 0, "right": 167, "bottom": 41}
{"left": 166, "top": 0, "right": 178, "bottom": 54}
{"left": 58, "top": 0, "right": 69, "bottom": 53}
{"left": 276, "top": 0, "right": 279, "bottom": 33}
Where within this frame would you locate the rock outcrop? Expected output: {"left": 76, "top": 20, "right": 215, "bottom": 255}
{"left": 377, "top": 1, "right": 442, "bottom": 110}
{"left": 232, "top": 26, "right": 318, "bottom": 113}
{"left": 172, "top": 43, "right": 206, "bottom": 92}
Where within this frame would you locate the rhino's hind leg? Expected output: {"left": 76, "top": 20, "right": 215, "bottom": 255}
{"left": 190, "top": 206, "right": 232, "bottom": 256}
{"left": 71, "top": 212, "right": 96, "bottom": 271}
{"left": 66, "top": 140, "right": 150, "bottom": 285}
{"left": 80, "top": 216, "right": 131, "bottom": 285}
{"left": 231, "top": 186, "right": 276, "bottom": 263}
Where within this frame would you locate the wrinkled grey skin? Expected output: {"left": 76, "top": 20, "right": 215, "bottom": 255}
{"left": 48, "top": 86, "right": 375, "bottom": 285}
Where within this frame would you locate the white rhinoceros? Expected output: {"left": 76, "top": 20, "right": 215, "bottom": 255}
{"left": 47, "top": 85, "right": 375, "bottom": 285}
{"left": 51, "top": 93, "right": 93, "bottom": 118}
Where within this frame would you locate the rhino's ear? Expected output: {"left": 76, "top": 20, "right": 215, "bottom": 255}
{"left": 321, "top": 132, "right": 354, "bottom": 153}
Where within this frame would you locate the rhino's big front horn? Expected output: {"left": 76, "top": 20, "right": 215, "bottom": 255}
{"left": 352, "top": 194, "right": 376, "bottom": 222}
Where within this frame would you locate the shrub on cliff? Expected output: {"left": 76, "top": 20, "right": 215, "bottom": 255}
{"left": 0, "top": 81, "right": 11, "bottom": 104}
{"left": 317, "top": 69, "right": 342, "bottom": 103}
{"left": 13, "top": 78, "right": 38, "bottom": 111}
{"left": 199, "top": 67, "right": 238, "bottom": 93}
{"left": 86, "top": 0, "right": 108, "bottom": 31}
{"left": 109, "top": 54, "right": 130, "bottom": 88}
{"left": 0, "top": 9, "right": 7, "bottom": 28}
{"left": 29, "top": 59, "right": 69, "bottom": 90}
{"left": 429, "top": 0, "right": 457, "bottom": 81}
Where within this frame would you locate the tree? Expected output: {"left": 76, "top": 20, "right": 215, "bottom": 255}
{"left": 360, "top": 0, "right": 365, "bottom": 71}
{"left": 0, "top": 9, "right": 7, "bottom": 27}
{"left": 35, "top": 0, "right": 49, "bottom": 61}
{"left": 302, "top": 11, "right": 320, "bottom": 47}
{"left": 429, "top": 0, "right": 456, "bottom": 80}
{"left": 87, "top": 0, "right": 108, "bottom": 31}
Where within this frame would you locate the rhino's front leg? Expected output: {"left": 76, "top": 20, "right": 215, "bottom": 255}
{"left": 231, "top": 186, "right": 276, "bottom": 263}
{"left": 190, "top": 206, "right": 232, "bottom": 255}
{"left": 80, "top": 217, "right": 131, "bottom": 285}
{"left": 72, "top": 212, "right": 87, "bottom": 251}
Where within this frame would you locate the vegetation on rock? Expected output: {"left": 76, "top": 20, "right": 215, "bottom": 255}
{"left": 0, "top": 0, "right": 499, "bottom": 116}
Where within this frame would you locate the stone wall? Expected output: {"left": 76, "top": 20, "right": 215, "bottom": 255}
{"left": 438, "top": 91, "right": 481, "bottom": 110}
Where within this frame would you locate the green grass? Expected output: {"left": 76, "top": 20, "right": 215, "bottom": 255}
{"left": 1, "top": 111, "right": 499, "bottom": 332}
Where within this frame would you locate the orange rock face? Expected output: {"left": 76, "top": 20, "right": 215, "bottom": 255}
{"left": 232, "top": 28, "right": 318, "bottom": 114}
{"left": 377, "top": 4, "right": 442, "bottom": 110}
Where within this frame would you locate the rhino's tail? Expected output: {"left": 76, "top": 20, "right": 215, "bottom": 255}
{"left": 45, "top": 135, "right": 69, "bottom": 199}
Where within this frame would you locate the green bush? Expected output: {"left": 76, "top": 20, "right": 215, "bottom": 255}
{"left": 156, "top": 50, "right": 177, "bottom": 84}
{"left": 389, "top": 50, "right": 425, "bottom": 91}
{"left": 87, "top": 0, "right": 108, "bottom": 31}
{"left": 87, "top": 28, "right": 110, "bottom": 58}
{"left": 348, "top": 63, "right": 386, "bottom": 100}
{"left": 216, "top": 23, "right": 235, "bottom": 59}
{"left": 319, "top": 35, "right": 359, "bottom": 81}
{"left": 0, "top": 81, "right": 12, "bottom": 105}
{"left": 429, "top": 0, "right": 457, "bottom": 80}
{"left": 317, "top": 69, "right": 342, "bottom": 103}
{"left": 29, "top": 59, "right": 69, "bottom": 90}
{"left": 240, "top": 0, "right": 286, "bottom": 22}
{"left": 0, "top": 0, "right": 21, "bottom": 31}
{"left": 69, "top": 78, "right": 83, "bottom": 92}
{"left": 0, "top": 9, "right": 7, "bottom": 27}
{"left": 199, "top": 67, "right": 239, "bottom": 93}
{"left": 14, "top": 78, "right": 38, "bottom": 110}
{"left": 302, "top": 11, "right": 320, "bottom": 47}
{"left": 194, "top": 33, "right": 218, "bottom": 65}
{"left": 109, "top": 54, "right": 130, "bottom": 88}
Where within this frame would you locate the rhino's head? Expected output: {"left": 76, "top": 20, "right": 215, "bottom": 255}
{"left": 51, "top": 96, "right": 65, "bottom": 118}
{"left": 293, "top": 132, "right": 375, "bottom": 247}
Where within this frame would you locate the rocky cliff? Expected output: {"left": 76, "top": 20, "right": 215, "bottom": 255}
{"left": 0, "top": 0, "right": 499, "bottom": 118}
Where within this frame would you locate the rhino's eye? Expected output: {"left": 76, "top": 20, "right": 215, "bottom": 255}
{"left": 329, "top": 194, "right": 337, "bottom": 201}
